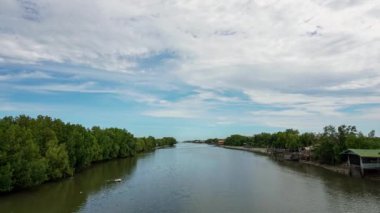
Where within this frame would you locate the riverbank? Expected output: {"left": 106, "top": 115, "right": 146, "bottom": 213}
{"left": 221, "top": 145, "right": 351, "bottom": 176}
{"left": 0, "top": 144, "right": 176, "bottom": 195}
{"left": 0, "top": 115, "right": 179, "bottom": 193}
{"left": 222, "top": 145, "right": 268, "bottom": 155}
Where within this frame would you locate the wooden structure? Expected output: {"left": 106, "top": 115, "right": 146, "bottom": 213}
{"left": 217, "top": 139, "right": 225, "bottom": 146}
{"left": 299, "top": 146, "right": 313, "bottom": 161}
{"left": 283, "top": 152, "right": 299, "bottom": 161}
{"left": 341, "top": 149, "right": 380, "bottom": 177}
{"left": 268, "top": 148, "right": 300, "bottom": 161}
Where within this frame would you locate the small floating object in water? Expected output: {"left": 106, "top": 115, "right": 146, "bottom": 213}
{"left": 106, "top": 178, "right": 122, "bottom": 183}
{"left": 79, "top": 191, "right": 83, "bottom": 194}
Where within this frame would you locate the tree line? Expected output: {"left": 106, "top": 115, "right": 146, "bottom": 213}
{"left": 206, "top": 125, "right": 380, "bottom": 165}
{"left": 0, "top": 115, "right": 176, "bottom": 192}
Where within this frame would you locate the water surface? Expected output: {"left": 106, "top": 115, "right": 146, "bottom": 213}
{"left": 1, "top": 143, "right": 379, "bottom": 213}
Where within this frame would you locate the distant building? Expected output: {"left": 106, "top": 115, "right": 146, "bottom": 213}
{"left": 299, "top": 146, "right": 313, "bottom": 161}
{"left": 218, "top": 139, "right": 225, "bottom": 145}
{"left": 341, "top": 149, "right": 380, "bottom": 177}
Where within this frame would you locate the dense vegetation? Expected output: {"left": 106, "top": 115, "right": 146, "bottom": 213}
{"left": 209, "top": 125, "right": 380, "bottom": 165}
{"left": 0, "top": 115, "right": 176, "bottom": 192}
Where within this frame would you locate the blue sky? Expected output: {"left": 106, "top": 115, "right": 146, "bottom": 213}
{"left": 1, "top": 0, "right": 380, "bottom": 140}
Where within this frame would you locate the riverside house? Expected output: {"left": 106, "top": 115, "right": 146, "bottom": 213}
{"left": 341, "top": 149, "right": 380, "bottom": 177}
{"left": 218, "top": 139, "right": 225, "bottom": 146}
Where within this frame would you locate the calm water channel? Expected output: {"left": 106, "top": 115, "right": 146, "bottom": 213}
{"left": 1, "top": 143, "right": 379, "bottom": 213}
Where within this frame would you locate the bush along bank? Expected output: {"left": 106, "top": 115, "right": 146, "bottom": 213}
{"left": 0, "top": 115, "right": 177, "bottom": 193}
{"left": 207, "top": 125, "right": 380, "bottom": 166}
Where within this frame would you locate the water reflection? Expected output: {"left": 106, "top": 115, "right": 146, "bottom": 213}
{"left": 274, "top": 158, "right": 380, "bottom": 196}
{"left": 242, "top": 151, "right": 380, "bottom": 213}
{"left": 0, "top": 155, "right": 140, "bottom": 213}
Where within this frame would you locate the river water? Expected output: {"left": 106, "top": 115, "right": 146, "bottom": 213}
{"left": 0, "top": 143, "right": 379, "bottom": 213}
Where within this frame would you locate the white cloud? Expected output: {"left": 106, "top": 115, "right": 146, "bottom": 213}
{"left": 13, "top": 82, "right": 114, "bottom": 93}
{"left": 0, "top": 98, "right": 50, "bottom": 112}
{"left": 143, "top": 109, "right": 199, "bottom": 118}
{"left": 0, "top": 70, "right": 53, "bottom": 81}
{"left": 251, "top": 109, "right": 313, "bottom": 117}
{"left": 12, "top": 81, "right": 170, "bottom": 105}
{"left": 324, "top": 76, "right": 380, "bottom": 91}
{"left": 142, "top": 90, "right": 219, "bottom": 118}
{"left": 0, "top": 0, "right": 379, "bottom": 132}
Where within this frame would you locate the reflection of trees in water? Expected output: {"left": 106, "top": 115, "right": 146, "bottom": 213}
{"left": 273, "top": 159, "right": 380, "bottom": 196}
{"left": 266, "top": 158, "right": 380, "bottom": 212}
{"left": 0, "top": 156, "right": 141, "bottom": 213}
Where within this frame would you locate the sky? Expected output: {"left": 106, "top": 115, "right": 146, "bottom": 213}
{"left": 0, "top": 0, "right": 379, "bottom": 140}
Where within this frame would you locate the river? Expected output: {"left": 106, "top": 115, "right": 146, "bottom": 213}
{"left": 0, "top": 143, "right": 379, "bottom": 213}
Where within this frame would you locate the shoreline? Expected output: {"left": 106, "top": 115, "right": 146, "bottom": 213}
{"left": 0, "top": 145, "right": 176, "bottom": 195}
{"left": 219, "top": 145, "right": 379, "bottom": 180}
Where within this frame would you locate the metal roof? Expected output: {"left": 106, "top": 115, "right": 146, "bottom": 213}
{"left": 341, "top": 149, "right": 380, "bottom": 158}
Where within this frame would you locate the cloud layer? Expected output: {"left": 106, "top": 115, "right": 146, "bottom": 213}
{"left": 1, "top": 0, "right": 379, "bottom": 138}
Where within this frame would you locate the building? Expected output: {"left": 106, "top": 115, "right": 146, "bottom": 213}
{"left": 299, "top": 146, "right": 313, "bottom": 161}
{"left": 218, "top": 139, "right": 225, "bottom": 146}
{"left": 341, "top": 149, "right": 380, "bottom": 177}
